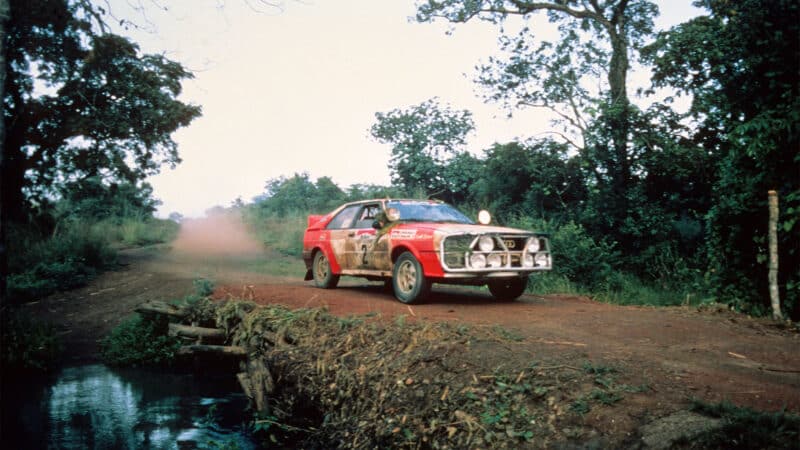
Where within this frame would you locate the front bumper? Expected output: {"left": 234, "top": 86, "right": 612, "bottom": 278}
{"left": 439, "top": 233, "right": 552, "bottom": 274}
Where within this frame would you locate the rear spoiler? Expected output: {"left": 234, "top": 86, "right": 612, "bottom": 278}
{"left": 307, "top": 214, "right": 324, "bottom": 229}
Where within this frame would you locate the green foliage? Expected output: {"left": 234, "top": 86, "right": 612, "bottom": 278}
{"left": 682, "top": 400, "right": 800, "bottom": 449}
{"left": 646, "top": 0, "right": 800, "bottom": 318}
{"left": 100, "top": 314, "right": 181, "bottom": 367}
{"left": 193, "top": 277, "right": 216, "bottom": 297}
{"left": 0, "top": 311, "right": 62, "bottom": 372}
{"left": 469, "top": 141, "right": 586, "bottom": 222}
{"left": 3, "top": 0, "right": 201, "bottom": 222}
{"left": 511, "top": 217, "right": 619, "bottom": 290}
{"left": 6, "top": 215, "right": 177, "bottom": 302}
{"left": 6, "top": 221, "right": 115, "bottom": 302}
{"left": 371, "top": 98, "right": 475, "bottom": 201}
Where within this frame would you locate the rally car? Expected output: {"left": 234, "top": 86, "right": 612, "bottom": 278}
{"left": 302, "top": 199, "right": 551, "bottom": 304}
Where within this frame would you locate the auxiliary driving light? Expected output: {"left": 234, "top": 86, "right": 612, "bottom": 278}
{"left": 469, "top": 253, "right": 487, "bottom": 268}
{"left": 535, "top": 253, "right": 550, "bottom": 267}
{"left": 522, "top": 254, "right": 535, "bottom": 268}
{"left": 478, "top": 236, "right": 495, "bottom": 252}
{"left": 487, "top": 253, "right": 503, "bottom": 268}
{"left": 526, "top": 238, "right": 540, "bottom": 253}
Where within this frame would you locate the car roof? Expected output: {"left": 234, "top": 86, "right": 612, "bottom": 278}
{"left": 340, "top": 198, "right": 444, "bottom": 208}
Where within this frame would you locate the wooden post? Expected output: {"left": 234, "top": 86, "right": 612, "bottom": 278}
{"left": 768, "top": 190, "right": 783, "bottom": 321}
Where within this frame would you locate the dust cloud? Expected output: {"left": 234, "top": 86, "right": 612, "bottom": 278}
{"left": 171, "top": 214, "right": 265, "bottom": 257}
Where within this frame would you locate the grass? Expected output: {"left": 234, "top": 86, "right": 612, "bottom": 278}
{"left": 679, "top": 400, "right": 800, "bottom": 449}
{"left": 0, "top": 311, "right": 62, "bottom": 372}
{"left": 7, "top": 217, "right": 179, "bottom": 303}
{"left": 100, "top": 314, "right": 182, "bottom": 367}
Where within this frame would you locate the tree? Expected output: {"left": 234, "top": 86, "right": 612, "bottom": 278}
{"left": 645, "top": 0, "right": 800, "bottom": 317}
{"left": 370, "top": 98, "right": 474, "bottom": 201}
{"left": 416, "top": 1, "right": 658, "bottom": 214}
{"left": 2, "top": 0, "right": 201, "bottom": 223}
{"left": 469, "top": 140, "right": 586, "bottom": 222}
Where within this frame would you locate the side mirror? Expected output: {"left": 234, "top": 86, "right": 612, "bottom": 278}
{"left": 478, "top": 210, "right": 491, "bottom": 225}
{"left": 372, "top": 219, "right": 382, "bottom": 229}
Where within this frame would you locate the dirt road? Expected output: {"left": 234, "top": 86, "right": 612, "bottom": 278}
{"left": 26, "top": 216, "right": 800, "bottom": 427}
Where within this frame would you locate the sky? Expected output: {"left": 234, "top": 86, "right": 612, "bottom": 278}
{"left": 108, "top": 0, "right": 703, "bottom": 218}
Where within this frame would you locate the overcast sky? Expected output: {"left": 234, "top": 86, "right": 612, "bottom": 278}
{"left": 109, "top": 0, "right": 702, "bottom": 217}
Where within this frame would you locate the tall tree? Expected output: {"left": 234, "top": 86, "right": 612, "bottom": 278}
{"left": 416, "top": 1, "right": 658, "bottom": 215}
{"left": 645, "top": 0, "right": 800, "bottom": 317}
{"left": 2, "top": 0, "right": 201, "bottom": 223}
{"left": 370, "top": 98, "right": 474, "bottom": 201}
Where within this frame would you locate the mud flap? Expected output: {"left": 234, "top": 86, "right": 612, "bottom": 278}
{"left": 304, "top": 269, "right": 313, "bottom": 281}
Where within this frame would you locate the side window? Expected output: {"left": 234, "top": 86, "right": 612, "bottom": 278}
{"left": 354, "top": 204, "right": 381, "bottom": 229}
{"left": 326, "top": 205, "right": 360, "bottom": 229}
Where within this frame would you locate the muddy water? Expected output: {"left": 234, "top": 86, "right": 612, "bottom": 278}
{"left": 2, "top": 364, "right": 256, "bottom": 449}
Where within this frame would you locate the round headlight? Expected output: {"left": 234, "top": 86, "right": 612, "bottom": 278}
{"left": 478, "top": 236, "right": 495, "bottom": 252}
{"left": 522, "top": 254, "right": 535, "bottom": 268}
{"left": 487, "top": 254, "right": 503, "bottom": 268}
{"left": 535, "top": 253, "right": 550, "bottom": 267}
{"left": 526, "top": 238, "right": 540, "bottom": 253}
{"left": 478, "top": 210, "right": 491, "bottom": 225}
{"left": 469, "top": 253, "right": 487, "bottom": 268}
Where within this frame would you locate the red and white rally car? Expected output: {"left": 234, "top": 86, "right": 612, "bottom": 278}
{"left": 302, "top": 199, "right": 551, "bottom": 304}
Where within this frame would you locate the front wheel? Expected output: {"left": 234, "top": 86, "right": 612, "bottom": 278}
{"left": 313, "top": 251, "right": 340, "bottom": 289}
{"left": 392, "top": 252, "right": 431, "bottom": 304}
{"left": 488, "top": 277, "right": 528, "bottom": 301}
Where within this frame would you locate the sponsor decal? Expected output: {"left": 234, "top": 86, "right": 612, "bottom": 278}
{"left": 391, "top": 229, "right": 417, "bottom": 240}
{"left": 415, "top": 233, "right": 433, "bottom": 240}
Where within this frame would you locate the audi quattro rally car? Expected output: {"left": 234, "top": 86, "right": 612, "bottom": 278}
{"left": 302, "top": 199, "right": 551, "bottom": 304}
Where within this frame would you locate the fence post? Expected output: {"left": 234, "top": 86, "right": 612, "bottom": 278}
{"left": 768, "top": 190, "right": 783, "bottom": 321}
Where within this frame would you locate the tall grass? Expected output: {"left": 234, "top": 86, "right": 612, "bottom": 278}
{"left": 7, "top": 217, "right": 179, "bottom": 302}
{"left": 244, "top": 211, "right": 306, "bottom": 257}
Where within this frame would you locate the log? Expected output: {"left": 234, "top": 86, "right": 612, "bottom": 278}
{"left": 168, "top": 323, "right": 225, "bottom": 342}
{"left": 177, "top": 344, "right": 247, "bottom": 357}
{"left": 135, "top": 300, "right": 187, "bottom": 318}
{"left": 237, "top": 358, "right": 274, "bottom": 413}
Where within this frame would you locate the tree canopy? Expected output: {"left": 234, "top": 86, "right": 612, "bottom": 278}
{"left": 370, "top": 98, "right": 474, "bottom": 202}
{"left": 2, "top": 0, "right": 201, "bottom": 222}
{"left": 645, "top": 0, "right": 800, "bottom": 315}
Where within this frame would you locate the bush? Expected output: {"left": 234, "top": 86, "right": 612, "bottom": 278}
{"left": 681, "top": 400, "right": 800, "bottom": 449}
{"left": 508, "top": 217, "right": 619, "bottom": 290}
{"left": 0, "top": 311, "right": 62, "bottom": 372}
{"left": 100, "top": 314, "right": 181, "bottom": 367}
{"left": 6, "top": 221, "right": 115, "bottom": 302}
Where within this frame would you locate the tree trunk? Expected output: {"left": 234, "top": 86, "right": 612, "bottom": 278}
{"left": 768, "top": 190, "right": 782, "bottom": 320}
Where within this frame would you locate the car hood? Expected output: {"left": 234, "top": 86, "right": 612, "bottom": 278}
{"left": 394, "top": 222, "right": 535, "bottom": 235}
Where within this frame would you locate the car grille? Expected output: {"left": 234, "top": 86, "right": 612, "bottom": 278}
{"left": 440, "top": 233, "right": 551, "bottom": 271}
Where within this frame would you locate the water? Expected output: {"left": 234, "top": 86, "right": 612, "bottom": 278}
{"left": 2, "top": 364, "right": 257, "bottom": 449}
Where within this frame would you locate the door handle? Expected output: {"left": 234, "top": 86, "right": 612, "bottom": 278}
{"left": 348, "top": 232, "right": 356, "bottom": 237}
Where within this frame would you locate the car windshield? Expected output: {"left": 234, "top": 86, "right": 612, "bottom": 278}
{"left": 386, "top": 201, "right": 474, "bottom": 224}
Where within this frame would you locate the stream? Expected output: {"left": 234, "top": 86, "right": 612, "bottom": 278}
{"left": 2, "top": 364, "right": 257, "bottom": 449}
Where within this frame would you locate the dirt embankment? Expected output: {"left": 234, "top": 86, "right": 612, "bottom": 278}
{"left": 21, "top": 216, "right": 800, "bottom": 444}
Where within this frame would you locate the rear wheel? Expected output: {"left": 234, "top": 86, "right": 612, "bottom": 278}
{"left": 313, "top": 251, "right": 339, "bottom": 289}
{"left": 392, "top": 252, "right": 431, "bottom": 304}
{"left": 488, "top": 277, "right": 528, "bottom": 301}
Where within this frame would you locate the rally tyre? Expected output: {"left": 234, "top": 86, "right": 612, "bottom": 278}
{"left": 392, "top": 252, "right": 431, "bottom": 304}
{"left": 488, "top": 277, "right": 528, "bottom": 301}
{"left": 313, "top": 251, "right": 340, "bottom": 289}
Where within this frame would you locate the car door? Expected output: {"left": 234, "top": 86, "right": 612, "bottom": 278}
{"left": 344, "top": 203, "right": 382, "bottom": 270}
{"left": 324, "top": 204, "right": 361, "bottom": 270}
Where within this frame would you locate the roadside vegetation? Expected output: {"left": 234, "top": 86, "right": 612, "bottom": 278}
{"left": 678, "top": 400, "right": 800, "bottom": 449}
